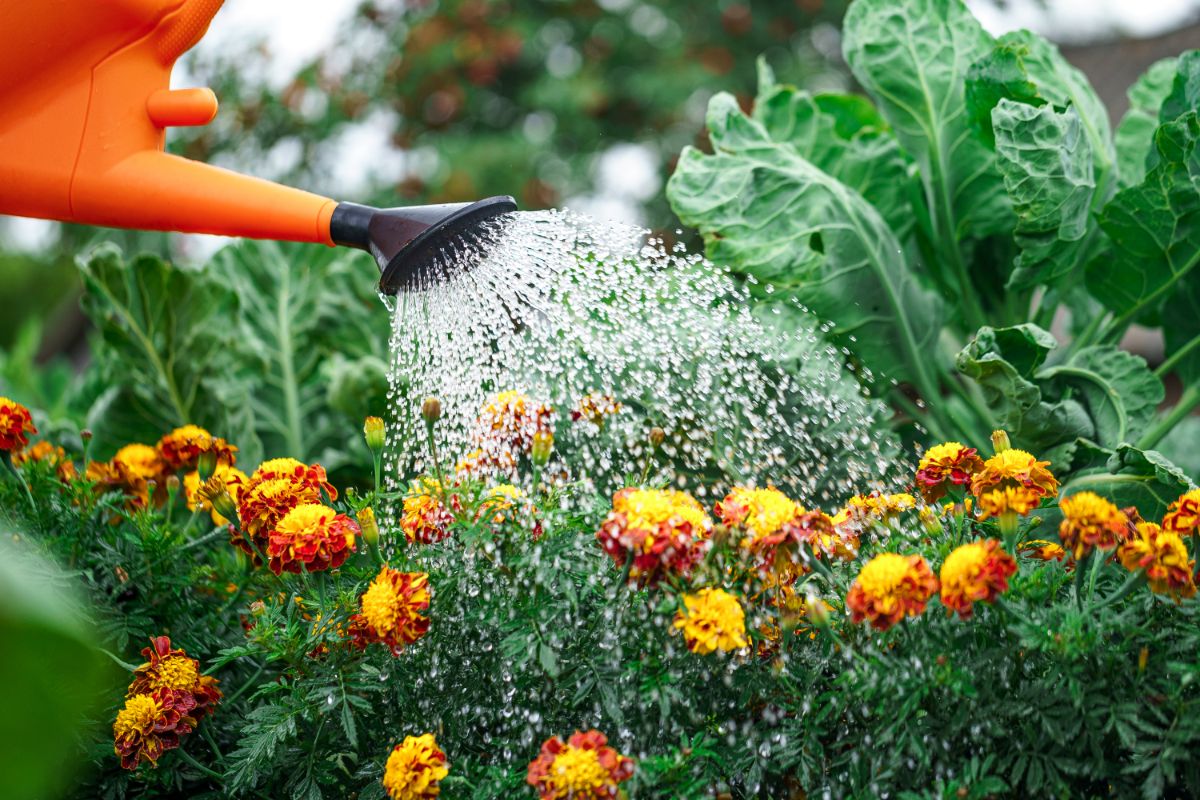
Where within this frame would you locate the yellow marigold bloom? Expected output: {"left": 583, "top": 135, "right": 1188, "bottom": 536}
{"left": 1162, "top": 489, "right": 1200, "bottom": 538}
{"left": 349, "top": 568, "right": 432, "bottom": 655}
{"left": 714, "top": 486, "right": 805, "bottom": 545}
{"left": 976, "top": 486, "right": 1041, "bottom": 521}
{"left": 127, "top": 636, "right": 222, "bottom": 721}
{"left": 939, "top": 539, "right": 1018, "bottom": 619}
{"left": 1020, "top": 539, "right": 1066, "bottom": 562}
{"left": 915, "top": 442, "right": 984, "bottom": 502}
{"left": 1118, "top": 522, "right": 1196, "bottom": 601}
{"left": 0, "top": 396, "right": 36, "bottom": 452}
{"left": 673, "top": 587, "right": 749, "bottom": 654}
{"left": 235, "top": 458, "right": 336, "bottom": 561}
{"left": 571, "top": 392, "right": 622, "bottom": 426}
{"left": 846, "top": 553, "right": 939, "bottom": 631}
{"left": 113, "top": 689, "right": 197, "bottom": 770}
{"left": 453, "top": 447, "right": 516, "bottom": 478}
{"left": 87, "top": 443, "right": 167, "bottom": 510}
{"left": 267, "top": 503, "right": 358, "bottom": 575}
{"left": 114, "top": 443, "right": 166, "bottom": 483}
{"left": 184, "top": 464, "right": 247, "bottom": 525}
{"left": 402, "top": 477, "right": 457, "bottom": 544}
{"left": 1058, "top": 491, "right": 1131, "bottom": 561}
{"left": 13, "top": 440, "right": 76, "bottom": 481}
{"left": 596, "top": 487, "right": 710, "bottom": 585}
{"left": 156, "top": 425, "right": 237, "bottom": 472}
{"left": 970, "top": 449, "right": 1058, "bottom": 498}
{"left": 838, "top": 492, "right": 917, "bottom": 527}
{"left": 526, "top": 730, "right": 634, "bottom": 800}
{"left": 474, "top": 390, "right": 554, "bottom": 452}
{"left": 382, "top": 733, "right": 448, "bottom": 800}
{"left": 480, "top": 483, "right": 529, "bottom": 525}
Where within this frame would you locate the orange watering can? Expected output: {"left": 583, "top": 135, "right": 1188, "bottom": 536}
{"left": 0, "top": 0, "right": 515, "bottom": 293}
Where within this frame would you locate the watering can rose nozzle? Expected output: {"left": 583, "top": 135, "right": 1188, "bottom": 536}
{"left": 330, "top": 196, "right": 518, "bottom": 294}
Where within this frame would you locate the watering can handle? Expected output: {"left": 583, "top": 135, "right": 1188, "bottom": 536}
{"left": 158, "top": 0, "right": 226, "bottom": 64}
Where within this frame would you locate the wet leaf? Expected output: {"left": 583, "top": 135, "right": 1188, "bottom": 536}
{"left": 1114, "top": 57, "right": 1178, "bottom": 189}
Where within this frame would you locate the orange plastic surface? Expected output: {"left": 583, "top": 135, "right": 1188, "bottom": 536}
{"left": 0, "top": 0, "right": 336, "bottom": 245}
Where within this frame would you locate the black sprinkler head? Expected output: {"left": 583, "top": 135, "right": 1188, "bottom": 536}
{"left": 330, "top": 196, "right": 518, "bottom": 294}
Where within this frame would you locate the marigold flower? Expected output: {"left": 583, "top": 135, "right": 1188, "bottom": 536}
{"left": 1162, "top": 489, "right": 1200, "bottom": 538}
{"left": 0, "top": 396, "right": 36, "bottom": 452}
{"left": 357, "top": 506, "right": 380, "bottom": 546}
{"left": 383, "top": 733, "right": 448, "bottom": 800}
{"left": 479, "top": 483, "right": 531, "bottom": 526}
{"left": 127, "top": 636, "right": 222, "bottom": 721}
{"left": 13, "top": 440, "right": 76, "bottom": 481}
{"left": 571, "top": 392, "right": 622, "bottom": 426}
{"left": 87, "top": 443, "right": 167, "bottom": 509}
{"left": 1058, "top": 491, "right": 1131, "bottom": 561}
{"left": 846, "top": 553, "right": 939, "bottom": 631}
{"left": 1118, "top": 522, "right": 1197, "bottom": 601}
{"left": 348, "top": 568, "right": 432, "bottom": 656}
{"left": 1020, "top": 539, "right": 1066, "bottom": 562}
{"left": 156, "top": 425, "right": 237, "bottom": 472}
{"left": 112, "top": 688, "right": 197, "bottom": 770}
{"left": 184, "top": 464, "right": 247, "bottom": 525}
{"left": 473, "top": 390, "right": 554, "bottom": 453}
{"left": 235, "top": 458, "right": 336, "bottom": 560}
{"left": 938, "top": 539, "right": 1017, "bottom": 619}
{"left": 365, "top": 416, "right": 387, "bottom": 452}
{"left": 714, "top": 486, "right": 805, "bottom": 545}
{"left": 267, "top": 503, "right": 358, "bottom": 575}
{"left": 673, "top": 587, "right": 749, "bottom": 654}
{"left": 970, "top": 449, "right": 1058, "bottom": 498}
{"left": 915, "top": 441, "right": 984, "bottom": 502}
{"left": 401, "top": 477, "right": 457, "bottom": 544}
{"left": 595, "top": 487, "right": 710, "bottom": 585}
{"left": 751, "top": 509, "right": 856, "bottom": 585}
{"left": 453, "top": 447, "right": 516, "bottom": 479}
{"left": 526, "top": 730, "right": 634, "bottom": 800}
{"left": 835, "top": 492, "right": 917, "bottom": 529}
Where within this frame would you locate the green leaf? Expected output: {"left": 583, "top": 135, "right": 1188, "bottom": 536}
{"left": 1063, "top": 444, "right": 1195, "bottom": 519}
{"left": 667, "top": 92, "right": 945, "bottom": 396}
{"left": 1037, "top": 346, "right": 1164, "bottom": 446}
{"left": 1114, "top": 57, "right": 1178, "bottom": 189}
{"left": 991, "top": 100, "right": 1096, "bottom": 289}
{"left": 1153, "top": 416, "right": 1200, "bottom": 482}
{"left": 1161, "top": 276, "right": 1200, "bottom": 384}
{"left": 1159, "top": 50, "right": 1200, "bottom": 124}
{"left": 1090, "top": 113, "right": 1200, "bottom": 325}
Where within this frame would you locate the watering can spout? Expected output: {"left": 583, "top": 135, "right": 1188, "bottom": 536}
{"left": 0, "top": 0, "right": 516, "bottom": 293}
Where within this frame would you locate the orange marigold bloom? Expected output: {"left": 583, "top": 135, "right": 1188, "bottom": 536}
{"left": 266, "top": 503, "right": 358, "bottom": 575}
{"left": 156, "top": 424, "right": 237, "bottom": 472}
{"left": 1058, "top": 491, "right": 1131, "bottom": 561}
{"left": 112, "top": 688, "right": 197, "bottom": 770}
{"left": 751, "top": 509, "right": 857, "bottom": 586}
{"left": 939, "top": 539, "right": 1017, "bottom": 619}
{"left": 846, "top": 553, "right": 939, "bottom": 631}
{"left": 595, "top": 487, "right": 710, "bottom": 586}
{"left": 970, "top": 449, "right": 1058, "bottom": 498}
{"left": 479, "top": 483, "right": 533, "bottom": 527}
{"left": 915, "top": 442, "right": 984, "bottom": 502}
{"left": 673, "top": 587, "right": 749, "bottom": 654}
{"left": 87, "top": 443, "right": 167, "bottom": 510}
{"left": 1118, "top": 522, "right": 1197, "bottom": 602}
{"left": 833, "top": 492, "right": 917, "bottom": 532}
{"left": 714, "top": 486, "right": 805, "bottom": 545}
{"left": 1162, "top": 489, "right": 1200, "bottom": 538}
{"left": 1020, "top": 539, "right": 1066, "bottom": 562}
{"left": 382, "top": 733, "right": 448, "bottom": 800}
{"left": 473, "top": 390, "right": 554, "bottom": 452}
{"left": 401, "top": 477, "right": 457, "bottom": 544}
{"left": 526, "top": 730, "right": 634, "bottom": 800}
{"left": 976, "top": 485, "right": 1042, "bottom": 521}
{"left": 184, "top": 464, "right": 247, "bottom": 525}
{"left": 348, "top": 568, "right": 432, "bottom": 656}
{"left": 13, "top": 440, "right": 76, "bottom": 481}
{"left": 571, "top": 392, "right": 622, "bottom": 426}
{"left": 127, "top": 636, "right": 222, "bottom": 722}
{"left": 235, "top": 458, "right": 336, "bottom": 560}
{"left": 0, "top": 396, "right": 36, "bottom": 451}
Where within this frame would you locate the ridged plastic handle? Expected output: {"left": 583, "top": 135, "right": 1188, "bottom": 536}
{"left": 157, "top": 0, "right": 226, "bottom": 64}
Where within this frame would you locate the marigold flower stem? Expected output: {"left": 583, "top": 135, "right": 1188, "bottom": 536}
{"left": 1138, "top": 385, "right": 1200, "bottom": 451}
{"left": 1090, "top": 572, "right": 1148, "bottom": 613}
{"left": 1, "top": 450, "right": 37, "bottom": 514}
{"left": 175, "top": 747, "right": 224, "bottom": 781}
{"left": 222, "top": 662, "right": 267, "bottom": 706}
{"left": 1073, "top": 551, "right": 1094, "bottom": 610}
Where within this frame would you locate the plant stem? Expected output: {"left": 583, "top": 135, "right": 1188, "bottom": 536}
{"left": 1090, "top": 572, "right": 1147, "bottom": 613}
{"left": 223, "top": 663, "right": 267, "bottom": 706}
{"left": 1155, "top": 332, "right": 1200, "bottom": 379}
{"left": 175, "top": 748, "right": 224, "bottom": 781}
{"left": 2, "top": 451, "right": 37, "bottom": 515}
{"left": 275, "top": 267, "right": 305, "bottom": 459}
{"left": 1073, "top": 551, "right": 1093, "bottom": 610}
{"left": 1138, "top": 385, "right": 1200, "bottom": 450}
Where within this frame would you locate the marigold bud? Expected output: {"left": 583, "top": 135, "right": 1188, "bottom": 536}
{"left": 165, "top": 475, "right": 181, "bottom": 494}
{"left": 197, "top": 450, "right": 218, "bottom": 481}
{"left": 249, "top": 600, "right": 266, "bottom": 617}
{"left": 80, "top": 429, "right": 93, "bottom": 443}
{"left": 198, "top": 476, "right": 238, "bottom": 523}
{"left": 531, "top": 430, "right": 554, "bottom": 466}
{"left": 364, "top": 416, "right": 386, "bottom": 452}
{"left": 991, "top": 429, "right": 1011, "bottom": 455}
{"left": 649, "top": 427, "right": 665, "bottom": 448}
{"left": 357, "top": 506, "right": 380, "bottom": 546}
{"left": 421, "top": 396, "right": 442, "bottom": 424}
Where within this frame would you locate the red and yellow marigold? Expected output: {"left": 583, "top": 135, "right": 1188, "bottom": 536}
{"left": 235, "top": 458, "right": 336, "bottom": 559}
{"left": 0, "top": 396, "right": 36, "bottom": 452}
{"left": 473, "top": 390, "right": 554, "bottom": 452}
{"left": 714, "top": 486, "right": 805, "bottom": 546}
{"left": 156, "top": 424, "right": 237, "bottom": 472}
{"left": 87, "top": 443, "right": 168, "bottom": 510}
{"left": 938, "top": 539, "right": 1018, "bottom": 619}
{"left": 970, "top": 449, "right": 1058, "bottom": 498}
{"left": 348, "top": 568, "right": 432, "bottom": 656}
{"left": 915, "top": 441, "right": 984, "bottom": 502}
{"left": 382, "top": 733, "right": 448, "bottom": 800}
{"left": 1162, "top": 489, "right": 1200, "bottom": 538}
{"left": 1058, "top": 491, "right": 1131, "bottom": 561}
{"left": 836, "top": 492, "right": 917, "bottom": 527}
{"left": 127, "top": 636, "right": 222, "bottom": 721}
{"left": 184, "top": 464, "right": 248, "bottom": 525}
{"left": 13, "top": 440, "right": 76, "bottom": 481}
{"left": 266, "top": 503, "right": 357, "bottom": 575}
{"left": 1020, "top": 539, "right": 1066, "bottom": 562}
{"left": 526, "top": 730, "right": 634, "bottom": 800}
{"left": 846, "top": 553, "right": 939, "bottom": 631}
{"left": 595, "top": 487, "right": 710, "bottom": 585}
{"left": 1118, "top": 522, "right": 1196, "bottom": 602}
{"left": 112, "top": 688, "right": 197, "bottom": 770}
{"left": 571, "top": 392, "right": 622, "bottom": 426}
{"left": 673, "top": 587, "right": 749, "bottom": 654}
{"left": 401, "top": 477, "right": 457, "bottom": 544}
